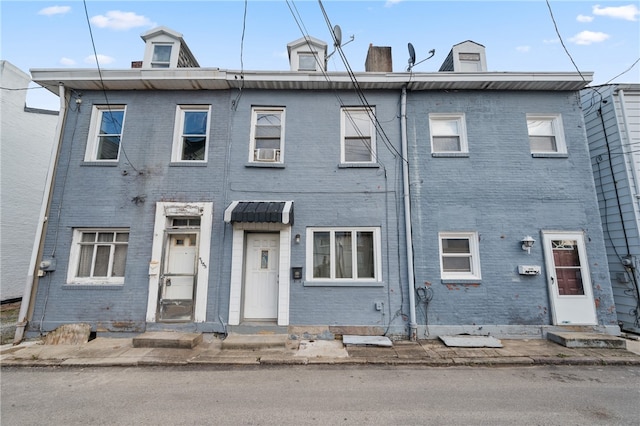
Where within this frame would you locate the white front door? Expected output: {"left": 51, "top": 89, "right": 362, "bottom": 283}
{"left": 542, "top": 232, "right": 597, "bottom": 325}
{"left": 158, "top": 232, "right": 198, "bottom": 322}
{"left": 243, "top": 233, "right": 279, "bottom": 321}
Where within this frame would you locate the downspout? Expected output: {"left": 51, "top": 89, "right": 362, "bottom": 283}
{"left": 14, "top": 84, "right": 67, "bottom": 344}
{"left": 401, "top": 85, "right": 418, "bottom": 340}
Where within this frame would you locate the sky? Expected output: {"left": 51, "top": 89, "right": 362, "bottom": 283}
{"left": 2, "top": 0, "right": 639, "bottom": 110}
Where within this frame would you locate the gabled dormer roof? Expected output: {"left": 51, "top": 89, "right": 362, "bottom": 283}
{"left": 439, "top": 40, "right": 487, "bottom": 72}
{"left": 140, "top": 26, "right": 200, "bottom": 69}
{"left": 286, "top": 36, "right": 328, "bottom": 72}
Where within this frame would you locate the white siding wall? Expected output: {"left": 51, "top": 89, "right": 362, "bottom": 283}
{"left": 0, "top": 61, "right": 58, "bottom": 300}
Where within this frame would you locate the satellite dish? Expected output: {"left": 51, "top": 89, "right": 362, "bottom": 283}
{"left": 408, "top": 43, "right": 416, "bottom": 67}
{"left": 333, "top": 25, "right": 342, "bottom": 48}
{"left": 407, "top": 42, "right": 435, "bottom": 71}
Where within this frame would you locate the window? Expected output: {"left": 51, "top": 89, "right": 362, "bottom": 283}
{"left": 172, "top": 105, "right": 211, "bottom": 162}
{"left": 306, "top": 227, "right": 381, "bottom": 282}
{"left": 429, "top": 114, "right": 468, "bottom": 154}
{"left": 85, "top": 105, "right": 126, "bottom": 161}
{"left": 527, "top": 114, "right": 566, "bottom": 154}
{"left": 341, "top": 107, "right": 376, "bottom": 163}
{"left": 439, "top": 232, "right": 481, "bottom": 280}
{"left": 298, "top": 53, "right": 318, "bottom": 71}
{"left": 68, "top": 229, "right": 129, "bottom": 284}
{"left": 249, "top": 108, "right": 285, "bottom": 163}
{"left": 151, "top": 44, "right": 172, "bottom": 68}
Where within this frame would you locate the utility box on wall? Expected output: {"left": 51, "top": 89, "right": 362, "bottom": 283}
{"left": 291, "top": 267, "right": 303, "bottom": 280}
{"left": 518, "top": 265, "right": 541, "bottom": 276}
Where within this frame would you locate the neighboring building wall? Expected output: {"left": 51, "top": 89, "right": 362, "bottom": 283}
{"left": 582, "top": 85, "right": 640, "bottom": 333}
{"left": 0, "top": 61, "right": 57, "bottom": 301}
{"left": 409, "top": 90, "right": 617, "bottom": 336}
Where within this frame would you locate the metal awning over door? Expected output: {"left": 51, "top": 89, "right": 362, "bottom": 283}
{"left": 224, "top": 201, "right": 294, "bottom": 225}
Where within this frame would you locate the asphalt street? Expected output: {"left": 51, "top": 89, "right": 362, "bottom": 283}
{"left": 2, "top": 365, "right": 639, "bottom": 425}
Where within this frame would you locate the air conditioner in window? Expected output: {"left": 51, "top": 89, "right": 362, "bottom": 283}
{"left": 255, "top": 148, "right": 278, "bottom": 162}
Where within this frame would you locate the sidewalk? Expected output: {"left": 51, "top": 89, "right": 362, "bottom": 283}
{"left": 2, "top": 334, "right": 640, "bottom": 368}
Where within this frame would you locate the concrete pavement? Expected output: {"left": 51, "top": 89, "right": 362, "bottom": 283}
{"left": 2, "top": 332, "right": 640, "bottom": 368}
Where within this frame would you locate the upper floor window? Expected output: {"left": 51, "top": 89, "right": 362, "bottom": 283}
{"left": 67, "top": 229, "right": 129, "bottom": 285}
{"left": 249, "top": 107, "right": 285, "bottom": 163}
{"left": 298, "top": 53, "right": 318, "bottom": 71}
{"left": 306, "top": 227, "right": 381, "bottom": 283}
{"left": 85, "top": 105, "right": 126, "bottom": 162}
{"left": 172, "top": 105, "right": 210, "bottom": 162}
{"left": 527, "top": 114, "right": 567, "bottom": 155}
{"left": 341, "top": 107, "right": 376, "bottom": 163}
{"left": 151, "top": 44, "right": 172, "bottom": 68}
{"left": 429, "top": 113, "right": 468, "bottom": 155}
{"left": 439, "top": 231, "right": 481, "bottom": 280}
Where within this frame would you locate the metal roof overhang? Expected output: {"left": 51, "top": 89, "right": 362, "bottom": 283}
{"left": 224, "top": 201, "right": 294, "bottom": 225}
{"left": 30, "top": 68, "right": 593, "bottom": 93}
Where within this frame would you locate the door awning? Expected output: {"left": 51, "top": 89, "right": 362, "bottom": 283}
{"left": 224, "top": 201, "right": 294, "bottom": 225}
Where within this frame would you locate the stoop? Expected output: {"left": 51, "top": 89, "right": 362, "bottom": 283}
{"left": 221, "top": 333, "right": 288, "bottom": 350}
{"left": 547, "top": 332, "right": 626, "bottom": 349}
{"left": 132, "top": 331, "right": 203, "bottom": 349}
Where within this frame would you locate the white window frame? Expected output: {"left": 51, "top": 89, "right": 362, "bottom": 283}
{"left": 341, "top": 107, "right": 376, "bottom": 164}
{"left": 171, "top": 105, "right": 211, "bottom": 163}
{"left": 249, "top": 107, "right": 285, "bottom": 163}
{"left": 438, "top": 231, "right": 481, "bottom": 280}
{"left": 67, "top": 228, "right": 129, "bottom": 285}
{"left": 429, "top": 113, "right": 468, "bottom": 154}
{"left": 84, "top": 105, "right": 126, "bottom": 162}
{"left": 526, "top": 113, "right": 567, "bottom": 154}
{"left": 305, "top": 227, "right": 382, "bottom": 283}
{"left": 151, "top": 43, "right": 173, "bottom": 68}
{"left": 298, "top": 52, "right": 318, "bottom": 71}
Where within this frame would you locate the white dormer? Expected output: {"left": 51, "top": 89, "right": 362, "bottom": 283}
{"left": 439, "top": 40, "right": 487, "bottom": 72}
{"left": 140, "top": 26, "right": 199, "bottom": 69}
{"left": 287, "top": 36, "right": 327, "bottom": 72}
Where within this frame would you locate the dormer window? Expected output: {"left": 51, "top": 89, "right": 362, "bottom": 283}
{"left": 151, "top": 44, "right": 172, "bottom": 68}
{"left": 298, "top": 53, "right": 318, "bottom": 71}
{"left": 287, "top": 36, "right": 327, "bottom": 72}
{"left": 458, "top": 53, "right": 481, "bottom": 72}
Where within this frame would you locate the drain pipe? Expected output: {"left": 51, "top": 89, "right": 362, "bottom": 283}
{"left": 14, "top": 83, "right": 67, "bottom": 344}
{"left": 401, "top": 85, "right": 418, "bottom": 341}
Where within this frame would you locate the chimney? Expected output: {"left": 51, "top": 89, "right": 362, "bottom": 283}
{"left": 131, "top": 61, "right": 143, "bottom": 69}
{"left": 365, "top": 44, "right": 392, "bottom": 72}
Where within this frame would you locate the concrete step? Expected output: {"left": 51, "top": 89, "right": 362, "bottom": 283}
{"left": 547, "top": 332, "right": 626, "bottom": 349}
{"left": 221, "top": 333, "right": 288, "bottom": 350}
{"left": 132, "top": 331, "right": 203, "bottom": 349}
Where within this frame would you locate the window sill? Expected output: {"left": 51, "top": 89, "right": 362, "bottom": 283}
{"left": 531, "top": 152, "right": 568, "bottom": 158}
{"left": 63, "top": 283, "right": 124, "bottom": 290}
{"left": 338, "top": 163, "right": 380, "bottom": 169}
{"left": 245, "top": 162, "right": 285, "bottom": 169}
{"left": 169, "top": 162, "right": 208, "bottom": 167}
{"left": 82, "top": 161, "right": 119, "bottom": 167}
{"left": 431, "top": 152, "right": 469, "bottom": 158}
{"left": 440, "top": 279, "right": 482, "bottom": 285}
{"left": 303, "top": 280, "right": 384, "bottom": 287}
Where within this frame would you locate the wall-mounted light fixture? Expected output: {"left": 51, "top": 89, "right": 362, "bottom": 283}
{"left": 295, "top": 234, "right": 301, "bottom": 244}
{"left": 521, "top": 236, "right": 535, "bottom": 254}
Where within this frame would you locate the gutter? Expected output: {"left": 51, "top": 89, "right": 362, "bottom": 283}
{"left": 13, "top": 84, "right": 67, "bottom": 344}
{"left": 401, "top": 86, "right": 418, "bottom": 341}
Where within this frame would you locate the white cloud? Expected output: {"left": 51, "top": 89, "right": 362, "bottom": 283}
{"left": 543, "top": 38, "right": 560, "bottom": 44}
{"left": 59, "top": 57, "right": 76, "bottom": 66}
{"left": 385, "top": 0, "right": 403, "bottom": 7}
{"left": 84, "top": 54, "right": 116, "bottom": 65}
{"left": 569, "top": 30, "right": 611, "bottom": 45}
{"left": 576, "top": 14, "right": 594, "bottom": 23}
{"left": 90, "top": 11, "right": 154, "bottom": 30}
{"left": 38, "top": 6, "right": 71, "bottom": 16}
{"left": 593, "top": 4, "right": 639, "bottom": 21}
{"left": 516, "top": 46, "right": 530, "bottom": 53}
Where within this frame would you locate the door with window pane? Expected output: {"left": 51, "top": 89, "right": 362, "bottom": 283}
{"left": 243, "top": 233, "right": 279, "bottom": 321}
{"left": 158, "top": 231, "right": 198, "bottom": 322}
{"left": 542, "top": 232, "right": 597, "bottom": 325}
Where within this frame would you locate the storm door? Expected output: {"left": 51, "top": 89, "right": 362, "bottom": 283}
{"left": 542, "top": 232, "right": 597, "bottom": 325}
{"left": 157, "top": 218, "right": 200, "bottom": 322}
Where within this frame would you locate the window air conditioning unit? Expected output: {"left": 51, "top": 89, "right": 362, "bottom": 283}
{"left": 255, "top": 148, "right": 278, "bottom": 162}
